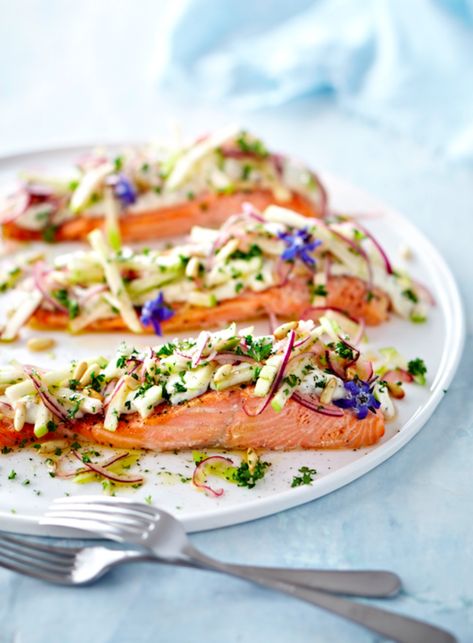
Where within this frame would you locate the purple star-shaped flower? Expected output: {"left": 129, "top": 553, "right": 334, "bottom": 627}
{"left": 140, "top": 292, "right": 174, "bottom": 336}
{"left": 114, "top": 174, "right": 136, "bottom": 207}
{"left": 333, "top": 379, "right": 380, "bottom": 420}
{"left": 278, "top": 227, "right": 321, "bottom": 267}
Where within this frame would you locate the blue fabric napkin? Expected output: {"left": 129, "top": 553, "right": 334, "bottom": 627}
{"left": 158, "top": 0, "right": 473, "bottom": 164}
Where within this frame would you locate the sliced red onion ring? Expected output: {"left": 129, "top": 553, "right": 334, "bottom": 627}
{"left": 242, "top": 202, "right": 265, "bottom": 222}
{"left": 24, "top": 367, "right": 70, "bottom": 422}
{"left": 267, "top": 311, "right": 279, "bottom": 334}
{"left": 192, "top": 455, "right": 234, "bottom": 497}
{"left": 352, "top": 221, "right": 393, "bottom": 274}
{"left": 325, "top": 350, "right": 346, "bottom": 379}
{"left": 54, "top": 450, "right": 130, "bottom": 479}
{"left": 104, "top": 362, "right": 140, "bottom": 408}
{"left": 71, "top": 450, "right": 143, "bottom": 484}
{"left": 0, "top": 189, "right": 30, "bottom": 224}
{"left": 292, "top": 392, "right": 344, "bottom": 417}
{"left": 192, "top": 331, "right": 210, "bottom": 368}
{"left": 77, "top": 284, "right": 108, "bottom": 305}
{"left": 243, "top": 330, "right": 295, "bottom": 417}
{"left": 352, "top": 318, "right": 366, "bottom": 346}
{"left": 33, "top": 262, "right": 68, "bottom": 313}
{"left": 274, "top": 258, "right": 294, "bottom": 286}
{"left": 411, "top": 279, "right": 436, "bottom": 306}
{"left": 316, "top": 220, "right": 373, "bottom": 284}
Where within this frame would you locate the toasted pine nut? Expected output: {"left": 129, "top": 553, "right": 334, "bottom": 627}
{"left": 79, "top": 363, "right": 100, "bottom": 386}
{"left": 38, "top": 439, "right": 69, "bottom": 454}
{"left": 399, "top": 243, "right": 413, "bottom": 261}
{"left": 273, "top": 321, "right": 298, "bottom": 340}
{"left": 216, "top": 239, "right": 239, "bottom": 263}
{"left": 213, "top": 364, "right": 233, "bottom": 383}
{"left": 73, "top": 361, "right": 88, "bottom": 381}
{"left": 88, "top": 389, "right": 103, "bottom": 400}
{"left": 185, "top": 257, "right": 201, "bottom": 279}
{"left": 124, "top": 375, "right": 140, "bottom": 390}
{"left": 14, "top": 401, "right": 26, "bottom": 432}
{"left": 247, "top": 448, "right": 259, "bottom": 475}
{"left": 320, "top": 378, "right": 337, "bottom": 405}
{"left": 27, "top": 337, "right": 56, "bottom": 352}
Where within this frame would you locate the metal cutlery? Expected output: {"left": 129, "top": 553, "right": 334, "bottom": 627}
{"left": 39, "top": 497, "right": 456, "bottom": 643}
{"left": 0, "top": 530, "right": 398, "bottom": 596}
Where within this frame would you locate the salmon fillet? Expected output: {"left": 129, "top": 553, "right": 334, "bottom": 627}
{"left": 29, "top": 275, "right": 390, "bottom": 333}
{"left": 2, "top": 190, "right": 321, "bottom": 243}
{"left": 0, "top": 388, "right": 385, "bottom": 452}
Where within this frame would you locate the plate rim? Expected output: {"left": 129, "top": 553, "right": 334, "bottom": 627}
{"left": 0, "top": 149, "right": 465, "bottom": 535}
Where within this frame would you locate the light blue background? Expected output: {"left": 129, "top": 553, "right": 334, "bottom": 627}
{"left": 0, "top": 2, "right": 472, "bottom": 642}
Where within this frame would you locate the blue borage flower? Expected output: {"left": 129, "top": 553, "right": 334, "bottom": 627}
{"left": 114, "top": 174, "right": 136, "bottom": 207}
{"left": 140, "top": 292, "right": 174, "bottom": 336}
{"left": 278, "top": 227, "right": 321, "bottom": 267}
{"left": 333, "top": 379, "right": 380, "bottom": 420}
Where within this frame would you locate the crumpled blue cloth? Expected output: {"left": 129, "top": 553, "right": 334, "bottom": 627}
{"left": 158, "top": 0, "right": 473, "bottom": 163}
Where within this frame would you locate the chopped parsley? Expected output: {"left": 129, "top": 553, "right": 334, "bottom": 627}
{"left": 408, "top": 358, "right": 427, "bottom": 385}
{"left": 156, "top": 342, "right": 175, "bottom": 357}
{"left": 312, "top": 284, "right": 328, "bottom": 297}
{"left": 240, "top": 335, "right": 273, "bottom": 362}
{"left": 53, "top": 289, "right": 79, "bottom": 319}
{"left": 8, "top": 470, "right": 17, "bottom": 480}
{"left": 41, "top": 224, "right": 58, "bottom": 243}
{"left": 335, "top": 342, "right": 354, "bottom": 360}
{"left": 236, "top": 132, "right": 268, "bottom": 158}
{"left": 228, "top": 243, "right": 263, "bottom": 261}
{"left": 291, "top": 466, "right": 317, "bottom": 487}
{"left": 403, "top": 288, "right": 419, "bottom": 303}
{"left": 232, "top": 459, "right": 270, "bottom": 489}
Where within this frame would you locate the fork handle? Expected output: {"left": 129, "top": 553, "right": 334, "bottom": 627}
{"left": 184, "top": 550, "right": 456, "bottom": 643}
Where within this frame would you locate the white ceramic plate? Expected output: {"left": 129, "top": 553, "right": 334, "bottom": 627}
{"left": 0, "top": 145, "right": 465, "bottom": 535}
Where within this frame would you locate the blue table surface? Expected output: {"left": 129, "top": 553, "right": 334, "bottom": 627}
{"left": 0, "top": 85, "right": 472, "bottom": 643}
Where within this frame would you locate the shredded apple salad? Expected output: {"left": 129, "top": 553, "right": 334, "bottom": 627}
{"left": 0, "top": 126, "right": 325, "bottom": 238}
{"left": 0, "top": 205, "right": 431, "bottom": 341}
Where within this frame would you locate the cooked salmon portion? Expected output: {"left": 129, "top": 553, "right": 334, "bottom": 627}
{"left": 29, "top": 274, "right": 389, "bottom": 333}
{"left": 2, "top": 190, "right": 321, "bottom": 243}
{"left": 0, "top": 388, "right": 385, "bottom": 452}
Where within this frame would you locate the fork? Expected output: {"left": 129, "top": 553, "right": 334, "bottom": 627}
{"left": 0, "top": 530, "right": 397, "bottom": 596}
{"left": 41, "top": 497, "right": 456, "bottom": 643}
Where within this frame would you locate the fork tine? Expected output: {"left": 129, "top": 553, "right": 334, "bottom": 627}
{"left": 41, "top": 516, "right": 145, "bottom": 542}
{"left": 53, "top": 496, "right": 158, "bottom": 516}
{"left": 0, "top": 533, "right": 80, "bottom": 557}
{"left": 45, "top": 509, "right": 150, "bottom": 535}
{"left": 0, "top": 535, "right": 76, "bottom": 568}
{"left": 0, "top": 552, "right": 72, "bottom": 585}
{"left": 47, "top": 505, "right": 153, "bottom": 528}
{"left": 0, "top": 547, "right": 74, "bottom": 574}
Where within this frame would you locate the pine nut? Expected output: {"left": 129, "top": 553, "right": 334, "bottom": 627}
{"left": 88, "top": 389, "right": 103, "bottom": 400}
{"left": 320, "top": 378, "right": 337, "bottom": 405}
{"left": 14, "top": 401, "right": 26, "bottom": 432}
{"left": 124, "top": 375, "right": 140, "bottom": 390}
{"left": 73, "top": 361, "right": 88, "bottom": 381}
{"left": 213, "top": 364, "right": 233, "bottom": 383}
{"left": 79, "top": 363, "right": 100, "bottom": 386}
{"left": 273, "top": 321, "right": 298, "bottom": 340}
{"left": 247, "top": 448, "right": 259, "bottom": 475}
{"left": 27, "top": 337, "right": 56, "bottom": 352}
{"left": 185, "top": 257, "right": 201, "bottom": 279}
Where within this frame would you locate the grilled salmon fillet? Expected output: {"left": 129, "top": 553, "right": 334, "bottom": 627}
{"left": 29, "top": 275, "right": 389, "bottom": 333}
{"left": 2, "top": 190, "right": 320, "bottom": 243}
{"left": 0, "top": 388, "right": 385, "bottom": 452}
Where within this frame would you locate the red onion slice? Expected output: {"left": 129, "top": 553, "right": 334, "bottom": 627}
{"left": 192, "top": 455, "right": 234, "bottom": 497}
{"left": 192, "top": 331, "right": 210, "bottom": 368}
{"left": 411, "top": 279, "right": 436, "bottom": 306}
{"left": 352, "top": 221, "right": 393, "bottom": 274}
{"left": 24, "top": 366, "right": 69, "bottom": 422}
{"left": 0, "top": 401, "right": 13, "bottom": 418}
{"left": 0, "top": 189, "right": 30, "bottom": 224}
{"left": 33, "top": 262, "right": 68, "bottom": 313}
{"left": 71, "top": 450, "right": 143, "bottom": 484}
{"left": 243, "top": 330, "right": 295, "bottom": 417}
{"left": 292, "top": 392, "right": 344, "bottom": 417}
